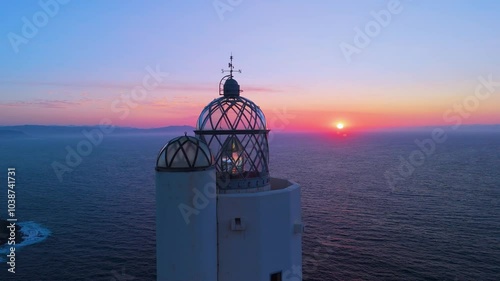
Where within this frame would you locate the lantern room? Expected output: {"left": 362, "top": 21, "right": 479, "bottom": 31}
{"left": 194, "top": 56, "right": 270, "bottom": 192}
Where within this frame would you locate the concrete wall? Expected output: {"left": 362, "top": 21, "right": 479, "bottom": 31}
{"left": 217, "top": 179, "right": 302, "bottom": 281}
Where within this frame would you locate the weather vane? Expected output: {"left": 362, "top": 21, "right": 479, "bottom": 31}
{"left": 221, "top": 53, "right": 241, "bottom": 78}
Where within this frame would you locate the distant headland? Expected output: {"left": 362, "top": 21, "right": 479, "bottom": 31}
{"left": 0, "top": 125, "right": 196, "bottom": 138}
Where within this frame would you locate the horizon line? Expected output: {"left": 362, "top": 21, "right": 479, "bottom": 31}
{"left": 1, "top": 123, "right": 499, "bottom": 132}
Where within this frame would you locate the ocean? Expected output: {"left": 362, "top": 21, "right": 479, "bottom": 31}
{"left": 0, "top": 130, "right": 499, "bottom": 280}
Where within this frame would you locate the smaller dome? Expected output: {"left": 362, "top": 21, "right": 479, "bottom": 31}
{"left": 156, "top": 135, "right": 213, "bottom": 171}
{"left": 223, "top": 78, "right": 240, "bottom": 97}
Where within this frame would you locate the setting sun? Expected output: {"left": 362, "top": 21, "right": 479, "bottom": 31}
{"left": 336, "top": 123, "right": 344, "bottom": 130}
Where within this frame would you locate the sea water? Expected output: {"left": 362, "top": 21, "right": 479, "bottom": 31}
{"left": 0, "top": 131, "right": 498, "bottom": 280}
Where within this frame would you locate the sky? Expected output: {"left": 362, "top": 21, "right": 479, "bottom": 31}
{"left": 0, "top": 0, "right": 499, "bottom": 132}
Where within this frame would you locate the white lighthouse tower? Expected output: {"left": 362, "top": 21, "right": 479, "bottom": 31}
{"left": 156, "top": 56, "right": 302, "bottom": 281}
{"left": 155, "top": 135, "right": 217, "bottom": 281}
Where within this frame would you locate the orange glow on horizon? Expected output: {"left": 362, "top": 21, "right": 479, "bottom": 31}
{"left": 1, "top": 96, "right": 499, "bottom": 131}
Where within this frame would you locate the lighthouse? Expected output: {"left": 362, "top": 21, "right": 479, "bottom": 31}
{"left": 156, "top": 56, "right": 303, "bottom": 281}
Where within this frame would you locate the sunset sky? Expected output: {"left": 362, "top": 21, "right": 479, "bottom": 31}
{"left": 1, "top": 0, "right": 499, "bottom": 132}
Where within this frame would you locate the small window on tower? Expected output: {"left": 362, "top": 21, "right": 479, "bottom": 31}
{"left": 270, "top": 271, "right": 282, "bottom": 281}
{"left": 231, "top": 217, "right": 246, "bottom": 231}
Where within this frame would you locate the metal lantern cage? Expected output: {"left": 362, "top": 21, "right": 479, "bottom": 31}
{"left": 156, "top": 135, "right": 213, "bottom": 171}
{"left": 194, "top": 59, "right": 270, "bottom": 191}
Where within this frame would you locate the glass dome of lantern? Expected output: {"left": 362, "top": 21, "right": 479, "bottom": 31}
{"left": 195, "top": 55, "right": 270, "bottom": 192}
{"left": 156, "top": 134, "right": 213, "bottom": 171}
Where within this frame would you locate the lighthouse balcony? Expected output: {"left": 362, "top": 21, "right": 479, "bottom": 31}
{"left": 270, "top": 177, "right": 296, "bottom": 190}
